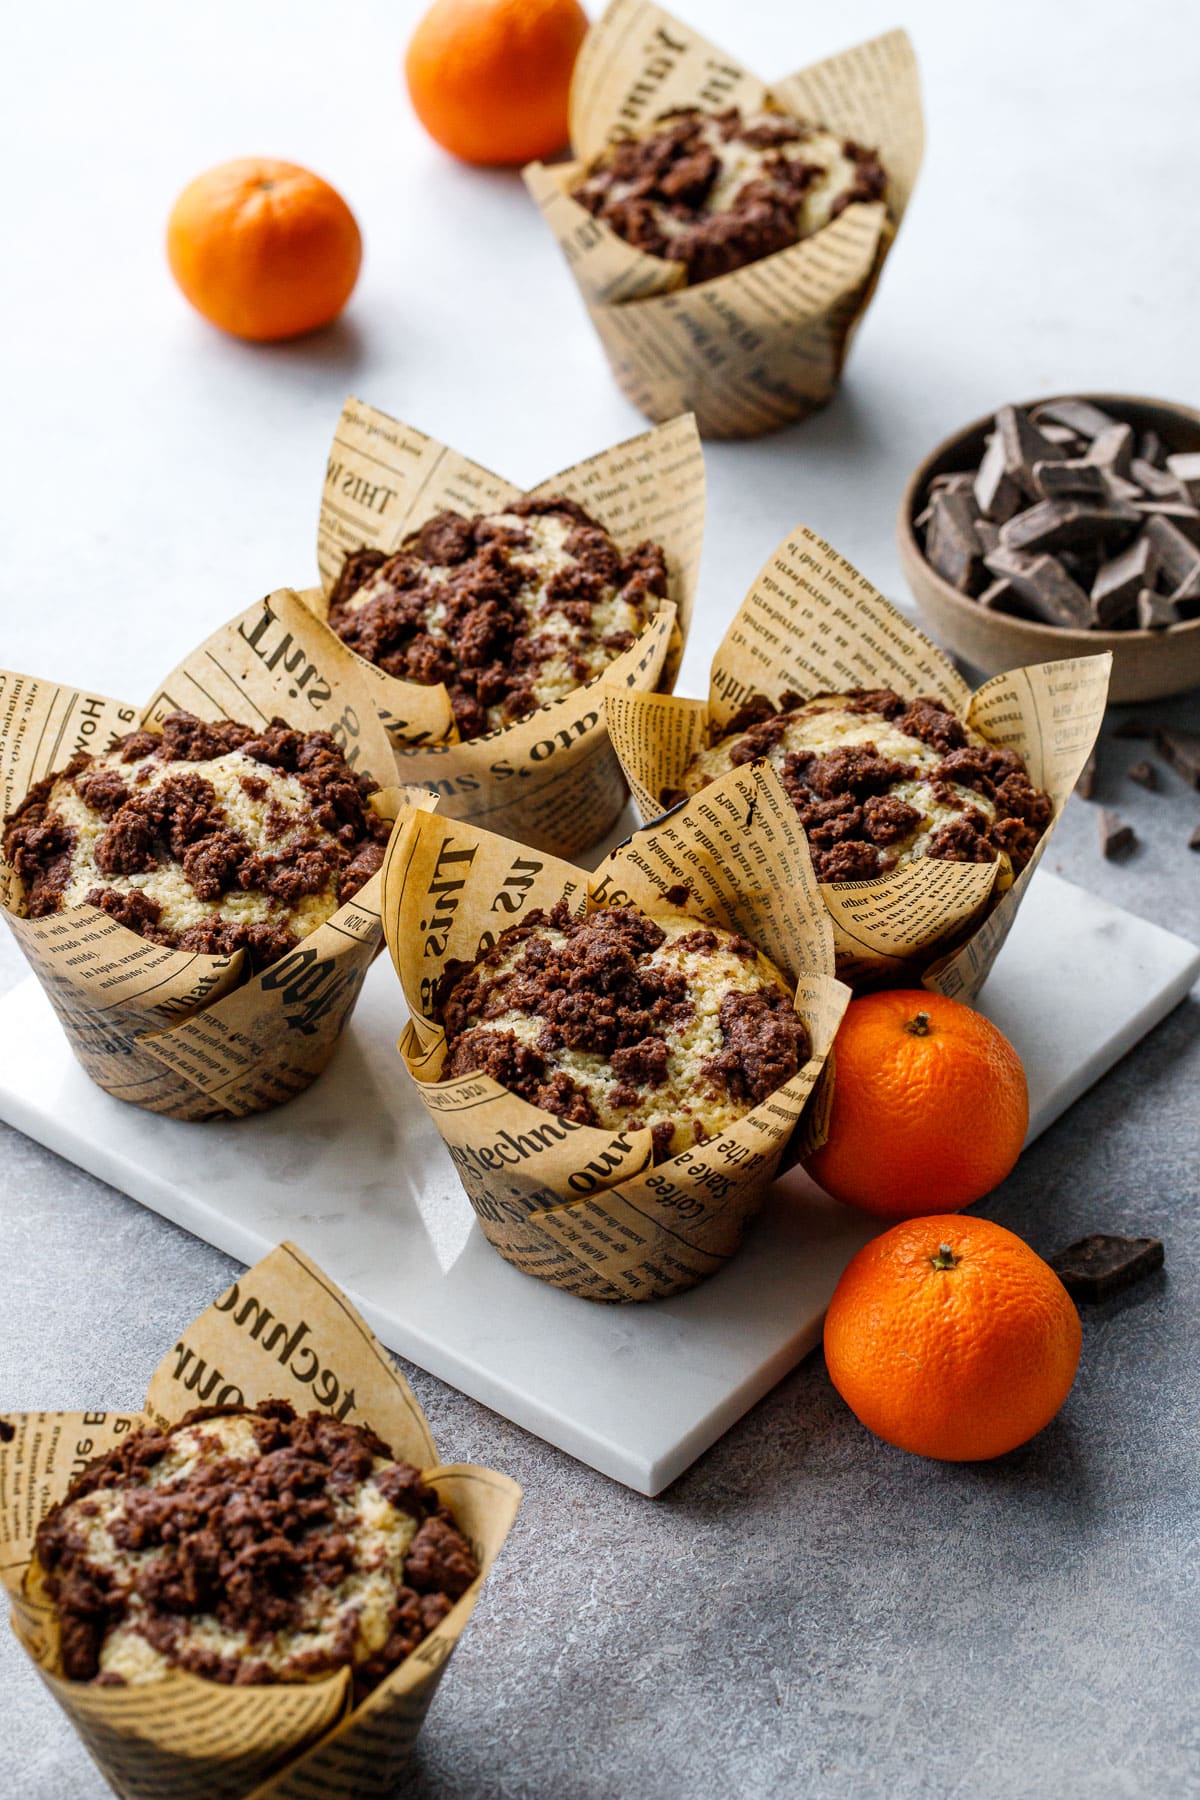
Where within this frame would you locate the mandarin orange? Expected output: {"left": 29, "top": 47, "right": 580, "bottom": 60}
{"left": 167, "top": 158, "right": 361, "bottom": 342}
{"left": 823, "top": 1215, "right": 1082, "bottom": 1460}
{"left": 804, "top": 990, "right": 1028, "bottom": 1219}
{"left": 405, "top": 0, "right": 588, "bottom": 166}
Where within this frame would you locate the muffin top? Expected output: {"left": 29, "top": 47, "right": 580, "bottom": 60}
{"left": 570, "top": 106, "right": 886, "bottom": 286}
{"left": 2, "top": 711, "right": 391, "bottom": 969}
{"left": 678, "top": 688, "right": 1053, "bottom": 885}
{"left": 327, "top": 496, "right": 669, "bottom": 741}
{"left": 34, "top": 1400, "right": 478, "bottom": 1691}
{"left": 440, "top": 901, "right": 808, "bottom": 1163}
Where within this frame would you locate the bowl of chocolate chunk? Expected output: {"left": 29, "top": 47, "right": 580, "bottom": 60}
{"left": 898, "top": 395, "right": 1200, "bottom": 702}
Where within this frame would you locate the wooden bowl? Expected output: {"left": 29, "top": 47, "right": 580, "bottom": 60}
{"left": 897, "top": 393, "right": 1200, "bottom": 704}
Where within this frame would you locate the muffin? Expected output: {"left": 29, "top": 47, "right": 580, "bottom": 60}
{"left": 327, "top": 496, "right": 670, "bottom": 741}
{"left": 570, "top": 107, "right": 886, "bottom": 286}
{"left": 676, "top": 688, "right": 1053, "bottom": 884}
{"left": 33, "top": 1400, "right": 479, "bottom": 1692}
{"left": 2, "top": 711, "right": 391, "bottom": 970}
{"left": 440, "top": 901, "right": 809, "bottom": 1162}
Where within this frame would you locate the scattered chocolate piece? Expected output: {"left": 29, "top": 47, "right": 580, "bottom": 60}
{"left": 1166, "top": 452, "right": 1200, "bottom": 505}
{"left": 0, "top": 1420, "right": 13, "bottom": 1444}
{"left": 1075, "top": 746, "right": 1098, "bottom": 799}
{"left": 1100, "top": 809, "right": 1136, "bottom": 858}
{"left": 926, "top": 491, "right": 982, "bottom": 593}
{"left": 1189, "top": 825, "right": 1200, "bottom": 851}
{"left": 1138, "top": 588, "right": 1178, "bottom": 630}
{"left": 1048, "top": 1233, "right": 1164, "bottom": 1301}
{"left": 1156, "top": 728, "right": 1200, "bottom": 789}
{"left": 1127, "top": 760, "right": 1157, "bottom": 790}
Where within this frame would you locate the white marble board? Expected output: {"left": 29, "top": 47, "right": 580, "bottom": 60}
{"left": 0, "top": 869, "right": 1195, "bottom": 1495}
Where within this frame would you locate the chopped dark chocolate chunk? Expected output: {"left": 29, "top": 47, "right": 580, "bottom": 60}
{"left": 1127, "top": 760, "right": 1157, "bottom": 790}
{"left": 926, "top": 490, "right": 983, "bottom": 592}
{"left": 1144, "top": 514, "right": 1200, "bottom": 586}
{"left": 999, "top": 498, "right": 1140, "bottom": 557}
{"left": 1032, "top": 459, "right": 1109, "bottom": 502}
{"left": 1156, "top": 728, "right": 1200, "bottom": 789}
{"left": 984, "top": 547, "right": 1092, "bottom": 628}
{"left": 1033, "top": 398, "right": 1119, "bottom": 439}
{"left": 1165, "top": 452, "right": 1200, "bottom": 505}
{"left": 995, "top": 404, "right": 1064, "bottom": 500}
{"left": 1138, "top": 588, "right": 1178, "bottom": 630}
{"left": 974, "top": 434, "right": 1023, "bottom": 522}
{"left": 1085, "top": 423, "right": 1134, "bottom": 477}
{"left": 1091, "top": 535, "right": 1156, "bottom": 628}
{"left": 1130, "top": 457, "right": 1183, "bottom": 499}
{"left": 1100, "top": 809, "right": 1136, "bottom": 858}
{"left": 1131, "top": 501, "right": 1200, "bottom": 541}
{"left": 1075, "top": 746, "right": 1098, "bottom": 800}
{"left": 977, "top": 577, "right": 1020, "bottom": 613}
{"left": 1048, "top": 1233, "right": 1164, "bottom": 1301}
{"left": 1189, "top": 825, "right": 1200, "bottom": 851}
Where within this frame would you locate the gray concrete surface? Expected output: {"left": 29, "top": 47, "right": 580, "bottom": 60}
{"left": 1, "top": 699, "right": 1197, "bottom": 1800}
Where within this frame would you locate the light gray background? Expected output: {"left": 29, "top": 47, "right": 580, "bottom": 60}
{"left": 2, "top": 2, "right": 1198, "bottom": 1795}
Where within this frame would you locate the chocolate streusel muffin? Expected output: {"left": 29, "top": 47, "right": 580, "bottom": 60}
{"left": 440, "top": 902, "right": 808, "bottom": 1162}
{"left": 570, "top": 107, "right": 887, "bottom": 286}
{"left": 327, "top": 496, "right": 669, "bottom": 741}
{"left": 2, "top": 711, "right": 392, "bottom": 970}
{"left": 34, "top": 1400, "right": 478, "bottom": 1692}
{"left": 677, "top": 689, "right": 1053, "bottom": 885}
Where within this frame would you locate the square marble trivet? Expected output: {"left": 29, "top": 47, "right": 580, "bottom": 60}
{"left": 0, "top": 871, "right": 1195, "bottom": 1494}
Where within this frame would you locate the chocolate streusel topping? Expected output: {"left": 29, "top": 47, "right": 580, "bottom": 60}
{"left": 327, "top": 496, "right": 669, "bottom": 741}
{"left": 2, "top": 712, "right": 392, "bottom": 970}
{"left": 35, "top": 1399, "right": 478, "bottom": 1690}
{"left": 682, "top": 688, "right": 1053, "bottom": 885}
{"left": 441, "top": 901, "right": 808, "bottom": 1161}
{"left": 571, "top": 107, "right": 886, "bottom": 286}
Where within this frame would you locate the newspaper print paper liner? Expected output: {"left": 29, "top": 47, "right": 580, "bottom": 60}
{"left": 0, "top": 593, "right": 423, "bottom": 1120}
{"left": 523, "top": 0, "right": 924, "bottom": 439}
{"left": 382, "top": 766, "right": 849, "bottom": 1303}
{"left": 0, "top": 1242, "right": 521, "bottom": 1800}
{"left": 604, "top": 527, "right": 1112, "bottom": 998}
{"left": 300, "top": 398, "right": 706, "bottom": 860}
